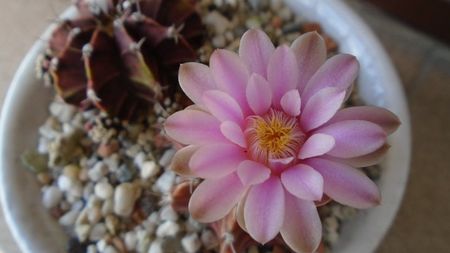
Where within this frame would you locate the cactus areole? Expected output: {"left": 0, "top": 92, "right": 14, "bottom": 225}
{"left": 48, "top": 0, "right": 204, "bottom": 120}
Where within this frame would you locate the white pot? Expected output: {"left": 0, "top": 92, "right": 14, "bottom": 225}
{"left": 0, "top": 1, "right": 411, "bottom": 253}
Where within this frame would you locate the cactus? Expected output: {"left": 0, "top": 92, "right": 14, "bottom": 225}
{"left": 45, "top": 0, "right": 204, "bottom": 120}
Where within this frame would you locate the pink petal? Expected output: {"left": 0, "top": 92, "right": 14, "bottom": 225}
{"left": 164, "top": 110, "right": 226, "bottom": 145}
{"left": 239, "top": 29, "right": 275, "bottom": 78}
{"left": 281, "top": 164, "right": 324, "bottom": 201}
{"left": 281, "top": 192, "right": 321, "bottom": 253}
{"left": 189, "top": 143, "right": 246, "bottom": 179}
{"left": 236, "top": 191, "right": 248, "bottom": 231}
{"left": 333, "top": 143, "right": 390, "bottom": 167}
{"left": 302, "top": 54, "right": 359, "bottom": 103}
{"left": 170, "top": 145, "right": 198, "bottom": 176}
{"left": 280, "top": 89, "right": 302, "bottom": 117}
{"left": 220, "top": 121, "right": 246, "bottom": 148}
{"left": 316, "top": 120, "right": 386, "bottom": 158}
{"left": 237, "top": 160, "right": 271, "bottom": 186}
{"left": 327, "top": 106, "right": 401, "bottom": 135}
{"left": 244, "top": 176, "right": 285, "bottom": 244}
{"left": 267, "top": 45, "right": 299, "bottom": 107}
{"left": 307, "top": 158, "right": 381, "bottom": 208}
{"left": 189, "top": 173, "right": 245, "bottom": 222}
{"left": 300, "top": 88, "right": 346, "bottom": 131}
{"left": 179, "top": 62, "right": 216, "bottom": 107}
{"left": 298, "top": 133, "right": 335, "bottom": 159}
{"left": 202, "top": 90, "right": 244, "bottom": 123}
{"left": 210, "top": 49, "right": 251, "bottom": 114}
{"left": 246, "top": 73, "right": 272, "bottom": 115}
{"left": 291, "top": 32, "right": 327, "bottom": 93}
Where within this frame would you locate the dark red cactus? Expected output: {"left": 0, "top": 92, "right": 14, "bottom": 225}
{"left": 47, "top": 0, "right": 204, "bottom": 120}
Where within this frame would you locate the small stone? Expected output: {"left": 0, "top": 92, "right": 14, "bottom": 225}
{"left": 134, "top": 151, "right": 146, "bottom": 167}
{"left": 248, "top": 245, "right": 259, "bottom": 253}
{"left": 111, "top": 237, "right": 127, "bottom": 253}
{"left": 75, "top": 224, "right": 91, "bottom": 242}
{"left": 101, "top": 198, "right": 114, "bottom": 216}
{"left": 186, "top": 216, "right": 203, "bottom": 233}
{"left": 201, "top": 229, "right": 219, "bottom": 250}
{"left": 87, "top": 206, "right": 102, "bottom": 224}
{"left": 97, "top": 140, "right": 119, "bottom": 158}
{"left": 159, "top": 205, "right": 178, "bottom": 221}
{"left": 89, "top": 223, "right": 107, "bottom": 241}
{"left": 64, "top": 164, "right": 80, "bottom": 179}
{"left": 105, "top": 215, "right": 119, "bottom": 235}
{"left": 59, "top": 209, "right": 80, "bottom": 226}
{"left": 96, "top": 239, "right": 107, "bottom": 252}
{"left": 37, "top": 172, "right": 52, "bottom": 185}
{"left": 58, "top": 175, "right": 74, "bottom": 192}
{"left": 158, "top": 149, "right": 176, "bottom": 167}
{"left": 324, "top": 217, "right": 338, "bottom": 232}
{"left": 115, "top": 164, "right": 136, "bottom": 183}
{"left": 88, "top": 162, "right": 108, "bottom": 182}
{"left": 114, "top": 183, "right": 140, "bottom": 217}
{"left": 154, "top": 171, "right": 175, "bottom": 193}
{"left": 203, "top": 11, "right": 232, "bottom": 34}
{"left": 87, "top": 245, "right": 97, "bottom": 253}
{"left": 148, "top": 239, "right": 163, "bottom": 253}
{"left": 326, "top": 231, "right": 339, "bottom": 244}
{"left": 156, "top": 220, "right": 180, "bottom": 237}
{"left": 245, "top": 17, "right": 262, "bottom": 29}
{"left": 67, "top": 237, "right": 88, "bottom": 253}
{"left": 212, "top": 35, "right": 226, "bottom": 48}
{"left": 78, "top": 167, "right": 89, "bottom": 182}
{"left": 140, "top": 161, "right": 159, "bottom": 179}
{"left": 103, "top": 245, "right": 118, "bottom": 253}
{"left": 136, "top": 230, "right": 151, "bottom": 252}
{"left": 43, "top": 186, "right": 63, "bottom": 208}
{"left": 124, "top": 231, "right": 138, "bottom": 251}
{"left": 181, "top": 233, "right": 202, "bottom": 253}
{"left": 94, "top": 181, "right": 114, "bottom": 199}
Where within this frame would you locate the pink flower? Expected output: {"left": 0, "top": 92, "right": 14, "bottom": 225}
{"left": 164, "top": 29, "right": 400, "bottom": 253}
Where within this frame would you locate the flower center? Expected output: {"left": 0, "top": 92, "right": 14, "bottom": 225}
{"left": 245, "top": 109, "right": 305, "bottom": 164}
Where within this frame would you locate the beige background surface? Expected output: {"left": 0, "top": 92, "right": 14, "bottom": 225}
{"left": 0, "top": 0, "right": 449, "bottom": 252}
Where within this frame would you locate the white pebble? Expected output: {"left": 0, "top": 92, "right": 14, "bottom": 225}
{"left": 156, "top": 220, "right": 180, "bottom": 237}
{"left": 140, "top": 161, "right": 159, "bottom": 179}
{"left": 58, "top": 209, "right": 80, "bottom": 226}
{"left": 101, "top": 198, "right": 114, "bottom": 216}
{"left": 114, "top": 183, "right": 139, "bottom": 217}
{"left": 89, "top": 223, "right": 107, "bottom": 241}
{"left": 159, "top": 205, "right": 178, "bottom": 221}
{"left": 154, "top": 171, "right": 175, "bottom": 193}
{"left": 136, "top": 230, "right": 151, "bottom": 252}
{"left": 201, "top": 229, "right": 219, "bottom": 250}
{"left": 158, "top": 149, "right": 176, "bottom": 167}
{"left": 134, "top": 151, "right": 146, "bottom": 167}
{"left": 181, "top": 233, "right": 202, "bottom": 253}
{"left": 147, "top": 239, "right": 163, "bottom": 253}
{"left": 57, "top": 175, "right": 73, "bottom": 191}
{"left": 203, "top": 11, "right": 232, "bottom": 34}
{"left": 95, "top": 181, "right": 114, "bottom": 199}
{"left": 88, "top": 161, "right": 108, "bottom": 182}
{"left": 104, "top": 245, "right": 118, "bottom": 253}
{"left": 42, "top": 186, "right": 63, "bottom": 208}
{"left": 87, "top": 206, "right": 102, "bottom": 224}
{"left": 75, "top": 224, "right": 91, "bottom": 242}
{"left": 186, "top": 216, "right": 203, "bottom": 233}
{"left": 96, "top": 239, "right": 107, "bottom": 252}
{"left": 212, "top": 35, "right": 226, "bottom": 48}
{"left": 87, "top": 245, "right": 97, "bottom": 253}
{"left": 124, "top": 231, "right": 138, "bottom": 251}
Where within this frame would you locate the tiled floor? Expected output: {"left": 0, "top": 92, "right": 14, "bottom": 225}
{"left": 0, "top": 0, "right": 449, "bottom": 252}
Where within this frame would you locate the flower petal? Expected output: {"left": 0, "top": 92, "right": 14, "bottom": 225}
{"left": 281, "top": 192, "right": 321, "bottom": 253}
{"left": 302, "top": 54, "right": 359, "bottom": 103}
{"left": 244, "top": 176, "right": 285, "bottom": 244}
{"left": 164, "top": 110, "right": 226, "bottom": 145}
{"left": 210, "top": 49, "right": 251, "bottom": 114}
{"left": 239, "top": 29, "right": 275, "bottom": 78}
{"left": 332, "top": 143, "right": 390, "bottom": 167}
{"left": 202, "top": 90, "right": 244, "bottom": 123}
{"left": 298, "top": 133, "right": 335, "bottom": 159}
{"left": 170, "top": 145, "right": 198, "bottom": 176}
{"left": 307, "top": 158, "right": 381, "bottom": 208}
{"left": 327, "top": 106, "right": 401, "bottom": 135}
{"left": 280, "top": 89, "right": 302, "bottom": 117}
{"left": 281, "top": 164, "right": 323, "bottom": 201}
{"left": 291, "top": 32, "right": 327, "bottom": 92}
{"left": 179, "top": 62, "right": 216, "bottom": 107}
{"left": 189, "top": 173, "right": 245, "bottom": 222}
{"left": 267, "top": 45, "right": 299, "bottom": 107}
{"left": 237, "top": 160, "right": 271, "bottom": 186}
{"left": 300, "top": 87, "right": 346, "bottom": 131}
{"left": 189, "top": 143, "right": 246, "bottom": 179}
{"left": 236, "top": 191, "right": 248, "bottom": 231}
{"left": 316, "top": 120, "right": 386, "bottom": 158}
{"left": 220, "top": 121, "right": 246, "bottom": 148}
{"left": 246, "top": 73, "right": 272, "bottom": 115}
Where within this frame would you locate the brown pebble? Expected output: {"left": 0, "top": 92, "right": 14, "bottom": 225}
{"left": 97, "top": 140, "right": 119, "bottom": 158}
{"left": 171, "top": 181, "right": 199, "bottom": 213}
{"left": 78, "top": 167, "right": 89, "bottom": 182}
{"left": 49, "top": 206, "right": 63, "bottom": 219}
{"left": 37, "top": 172, "right": 52, "bottom": 185}
{"left": 302, "top": 22, "right": 322, "bottom": 33}
{"left": 325, "top": 36, "right": 338, "bottom": 53}
{"left": 271, "top": 16, "right": 283, "bottom": 29}
{"left": 111, "top": 237, "right": 127, "bottom": 253}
